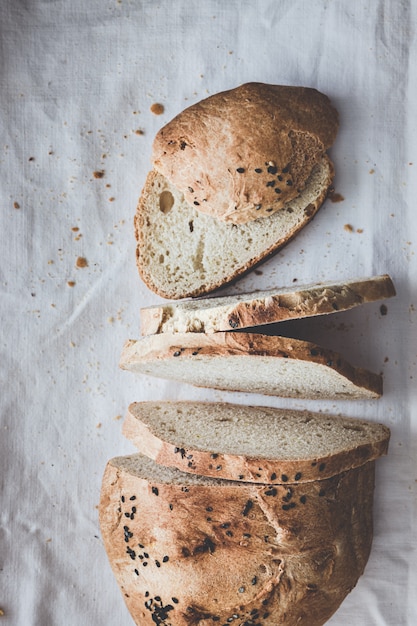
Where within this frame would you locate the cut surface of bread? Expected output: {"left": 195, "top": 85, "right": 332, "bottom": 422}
{"left": 135, "top": 155, "right": 334, "bottom": 299}
{"left": 123, "top": 401, "right": 390, "bottom": 483}
{"left": 99, "top": 452, "right": 376, "bottom": 626}
{"left": 140, "top": 274, "right": 396, "bottom": 335}
{"left": 152, "top": 83, "right": 338, "bottom": 223}
{"left": 120, "top": 332, "right": 382, "bottom": 399}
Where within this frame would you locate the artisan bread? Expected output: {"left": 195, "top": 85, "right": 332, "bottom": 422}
{"left": 140, "top": 274, "right": 395, "bottom": 335}
{"left": 123, "top": 401, "right": 390, "bottom": 483}
{"left": 135, "top": 155, "right": 334, "bottom": 299}
{"left": 152, "top": 83, "right": 338, "bottom": 224}
{"left": 99, "top": 452, "right": 380, "bottom": 626}
{"left": 119, "top": 331, "right": 382, "bottom": 399}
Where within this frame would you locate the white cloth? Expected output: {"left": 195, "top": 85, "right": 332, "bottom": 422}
{"left": 1, "top": 1, "right": 416, "bottom": 624}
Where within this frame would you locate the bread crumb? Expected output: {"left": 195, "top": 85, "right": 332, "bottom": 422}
{"left": 150, "top": 103, "right": 164, "bottom": 115}
{"left": 356, "top": 228, "right": 364, "bottom": 233}
{"left": 108, "top": 316, "right": 115, "bottom": 324}
{"left": 75, "top": 256, "right": 88, "bottom": 268}
{"left": 135, "top": 129, "right": 144, "bottom": 135}
{"left": 13, "top": 201, "right": 20, "bottom": 209}
{"left": 67, "top": 281, "right": 76, "bottom": 287}
{"left": 48, "top": 259, "right": 54, "bottom": 265}
{"left": 369, "top": 169, "right": 375, "bottom": 174}
{"left": 28, "top": 156, "right": 35, "bottom": 161}
{"left": 96, "top": 422, "right": 102, "bottom": 429}
{"left": 93, "top": 170, "right": 105, "bottom": 178}
{"left": 0, "top": 608, "right": 4, "bottom": 616}
{"left": 46, "top": 538, "right": 52, "bottom": 543}
{"left": 72, "top": 226, "right": 79, "bottom": 232}
{"left": 328, "top": 190, "right": 344, "bottom": 203}
{"left": 344, "top": 224, "right": 354, "bottom": 232}
{"left": 108, "top": 197, "right": 115, "bottom": 202}
{"left": 114, "top": 414, "right": 123, "bottom": 421}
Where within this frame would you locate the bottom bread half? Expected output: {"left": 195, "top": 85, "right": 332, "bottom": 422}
{"left": 99, "top": 454, "right": 375, "bottom": 626}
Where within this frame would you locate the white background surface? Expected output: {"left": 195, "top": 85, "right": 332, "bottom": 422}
{"left": 1, "top": 1, "right": 416, "bottom": 624}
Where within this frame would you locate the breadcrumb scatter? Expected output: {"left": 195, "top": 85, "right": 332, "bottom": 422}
{"left": 75, "top": 256, "right": 88, "bottom": 268}
{"left": 93, "top": 170, "right": 105, "bottom": 178}
{"left": 344, "top": 224, "right": 354, "bottom": 232}
{"left": 67, "top": 281, "right": 76, "bottom": 287}
{"left": 135, "top": 129, "right": 145, "bottom": 135}
{"left": 150, "top": 103, "right": 164, "bottom": 115}
{"left": 13, "top": 201, "right": 20, "bottom": 209}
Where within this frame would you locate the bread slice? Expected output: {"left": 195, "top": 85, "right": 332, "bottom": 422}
{"left": 119, "top": 331, "right": 382, "bottom": 399}
{"left": 99, "top": 452, "right": 378, "bottom": 626}
{"left": 152, "top": 83, "right": 338, "bottom": 223}
{"left": 123, "top": 401, "right": 390, "bottom": 483}
{"left": 140, "top": 274, "right": 395, "bottom": 335}
{"left": 135, "top": 155, "right": 334, "bottom": 300}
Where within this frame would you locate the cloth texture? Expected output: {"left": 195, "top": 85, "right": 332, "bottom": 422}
{"left": 1, "top": 1, "right": 416, "bottom": 624}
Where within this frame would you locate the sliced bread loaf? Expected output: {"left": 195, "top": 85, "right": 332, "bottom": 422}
{"left": 99, "top": 452, "right": 379, "bottom": 626}
{"left": 140, "top": 274, "right": 395, "bottom": 335}
{"left": 123, "top": 401, "right": 390, "bottom": 483}
{"left": 119, "top": 331, "right": 382, "bottom": 399}
{"left": 135, "top": 155, "right": 334, "bottom": 299}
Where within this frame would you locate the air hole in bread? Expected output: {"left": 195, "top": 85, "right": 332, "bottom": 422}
{"left": 159, "top": 190, "right": 174, "bottom": 213}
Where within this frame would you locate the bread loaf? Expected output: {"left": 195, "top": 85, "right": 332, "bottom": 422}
{"left": 135, "top": 156, "right": 334, "bottom": 299}
{"left": 139, "top": 274, "right": 395, "bottom": 335}
{"left": 99, "top": 452, "right": 382, "bottom": 626}
{"left": 122, "top": 401, "right": 390, "bottom": 483}
{"left": 152, "top": 83, "right": 338, "bottom": 224}
{"left": 120, "top": 331, "right": 382, "bottom": 399}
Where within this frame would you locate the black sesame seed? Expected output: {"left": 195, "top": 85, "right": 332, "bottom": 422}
{"left": 281, "top": 474, "right": 288, "bottom": 482}
{"left": 282, "top": 165, "right": 290, "bottom": 173}
{"left": 252, "top": 576, "right": 258, "bottom": 585}
{"left": 282, "top": 504, "right": 290, "bottom": 511}
{"left": 267, "top": 165, "right": 277, "bottom": 175}
{"left": 138, "top": 543, "right": 145, "bottom": 549}
{"left": 270, "top": 472, "right": 277, "bottom": 481}
{"left": 225, "top": 530, "right": 233, "bottom": 537}
{"left": 216, "top": 465, "right": 222, "bottom": 471}
{"left": 310, "top": 348, "right": 319, "bottom": 356}
{"left": 169, "top": 503, "right": 173, "bottom": 510}
{"left": 242, "top": 500, "right": 253, "bottom": 516}
{"left": 228, "top": 318, "right": 239, "bottom": 329}
{"left": 274, "top": 187, "right": 282, "bottom": 194}
{"left": 327, "top": 360, "right": 333, "bottom": 367}
{"left": 319, "top": 463, "right": 326, "bottom": 472}
{"left": 143, "top": 552, "right": 149, "bottom": 558}
{"left": 180, "top": 141, "right": 187, "bottom": 150}
{"left": 152, "top": 486, "right": 159, "bottom": 496}
{"left": 155, "top": 560, "right": 161, "bottom": 567}
{"left": 134, "top": 568, "right": 139, "bottom": 576}
{"left": 121, "top": 496, "right": 125, "bottom": 503}
{"left": 193, "top": 201, "right": 200, "bottom": 206}
{"left": 255, "top": 204, "right": 262, "bottom": 210}
{"left": 238, "top": 474, "right": 244, "bottom": 479}
{"left": 172, "top": 597, "right": 179, "bottom": 604}
{"left": 163, "top": 555, "right": 169, "bottom": 562}
{"left": 211, "top": 453, "right": 218, "bottom": 459}
{"left": 236, "top": 167, "right": 245, "bottom": 173}
{"left": 300, "top": 495, "right": 307, "bottom": 504}
{"left": 192, "top": 351, "right": 199, "bottom": 355}
{"left": 142, "top": 561, "right": 148, "bottom": 566}
{"left": 173, "top": 351, "right": 181, "bottom": 357}
{"left": 332, "top": 302, "right": 339, "bottom": 310}
{"left": 319, "top": 489, "right": 326, "bottom": 497}
{"left": 295, "top": 472, "right": 302, "bottom": 481}
{"left": 266, "top": 180, "right": 275, "bottom": 187}
{"left": 254, "top": 168, "right": 262, "bottom": 173}
{"left": 188, "top": 186, "right": 194, "bottom": 193}
{"left": 286, "top": 179, "right": 293, "bottom": 186}
{"left": 220, "top": 522, "right": 231, "bottom": 528}
{"left": 129, "top": 495, "right": 136, "bottom": 501}
{"left": 238, "top": 586, "right": 245, "bottom": 593}
{"left": 264, "top": 488, "right": 277, "bottom": 497}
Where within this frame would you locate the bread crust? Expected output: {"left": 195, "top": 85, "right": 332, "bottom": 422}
{"left": 135, "top": 157, "right": 334, "bottom": 300}
{"left": 123, "top": 401, "right": 390, "bottom": 484}
{"left": 139, "top": 275, "right": 396, "bottom": 335}
{"left": 99, "top": 454, "right": 375, "bottom": 626}
{"left": 152, "top": 83, "right": 338, "bottom": 224}
{"left": 120, "top": 331, "right": 383, "bottom": 399}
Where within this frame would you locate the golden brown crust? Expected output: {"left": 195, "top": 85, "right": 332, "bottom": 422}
{"left": 139, "top": 275, "right": 396, "bottom": 335}
{"left": 122, "top": 402, "right": 390, "bottom": 484}
{"left": 99, "top": 455, "right": 375, "bottom": 626}
{"left": 152, "top": 83, "right": 338, "bottom": 224}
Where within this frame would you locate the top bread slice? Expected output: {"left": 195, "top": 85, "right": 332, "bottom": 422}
{"left": 152, "top": 83, "right": 338, "bottom": 224}
{"left": 135, "top": 154, "right": 334, "bottom": 300}
{"left": 123, "top": 400, "right": 390, "bottom": 484}
{"left": 140, "top": 274, "right": 395, "bottom": 335}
